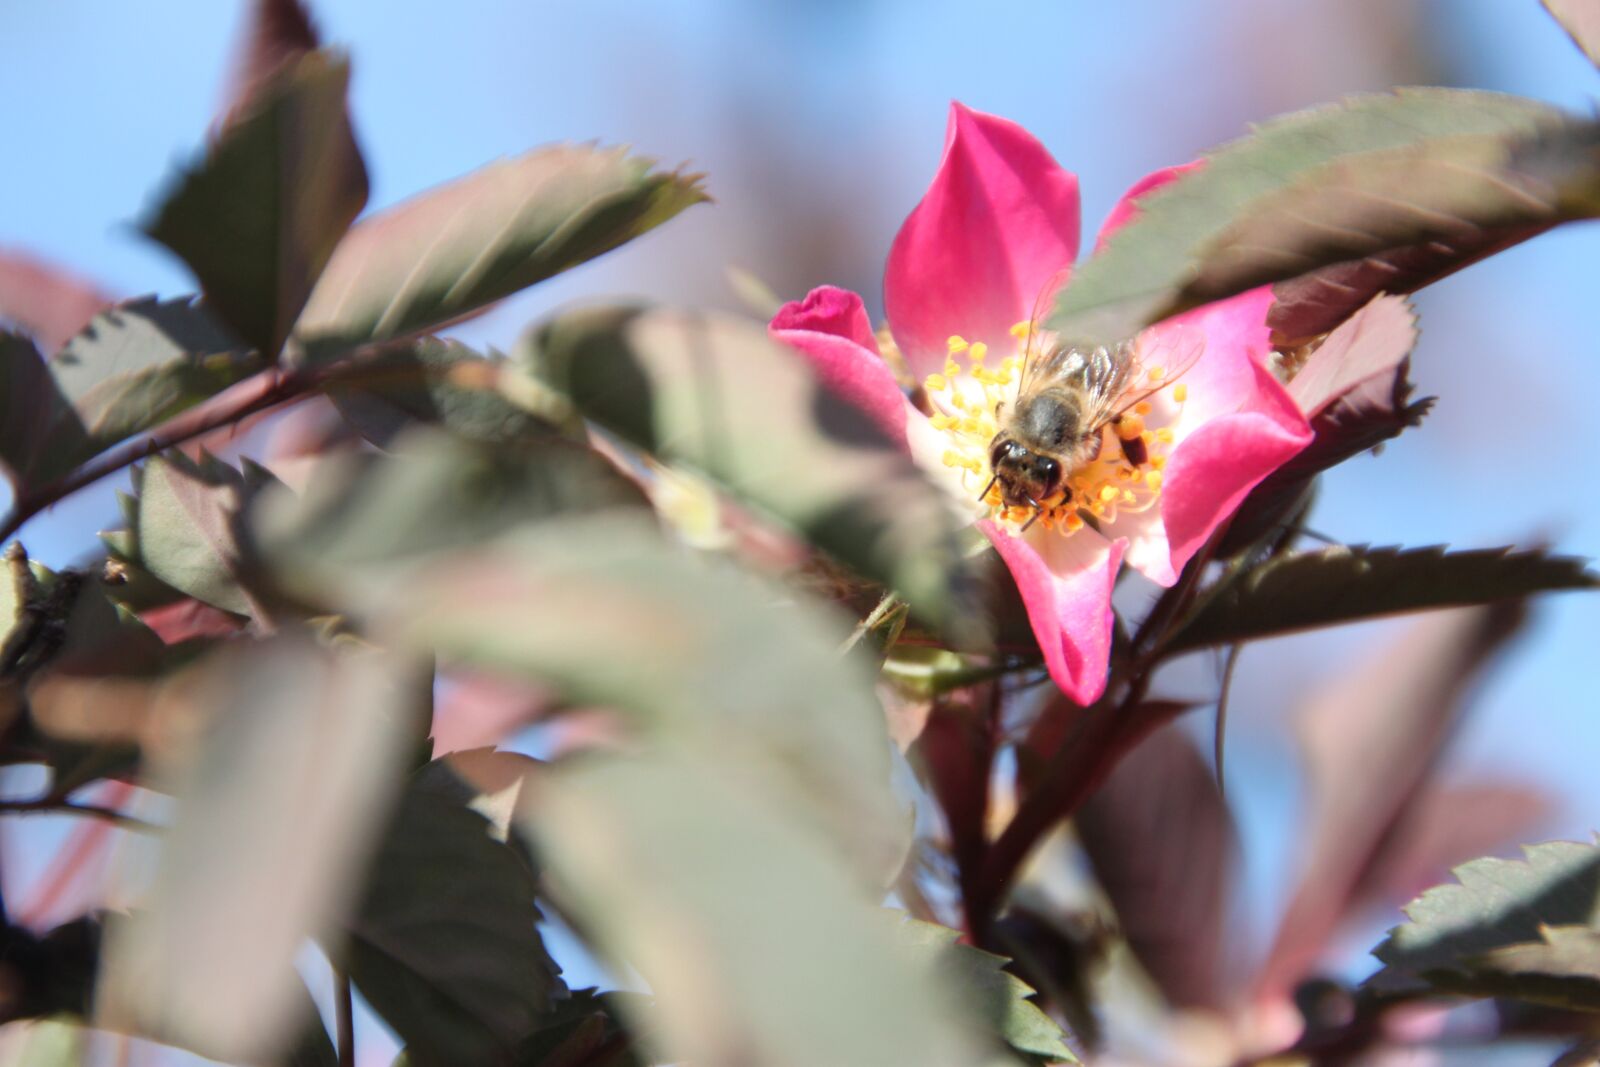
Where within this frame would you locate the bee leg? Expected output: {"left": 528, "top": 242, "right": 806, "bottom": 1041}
{"left": 1117, "top": 426, "right": 1148, "bottom": 468}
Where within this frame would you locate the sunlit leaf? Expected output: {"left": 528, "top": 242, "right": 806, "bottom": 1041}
{"left": 338, "top": 758, "right": 565, "bottom": 1067}
{"left": 324, "top": 337, "right": 576, "bottom": 448}
{"left": 218, "top": 0, "right": 322, "bottom": 128}
{"left": 295, "top": 146, "right": 706, "bottom": 351}
{"left": 131, "top": 452, "right": 281, "bottom": 618}
{"left": 1164, "top": 544, "right": 1597, "bottom": 653}
{"left": 258, "top": 506, "right": 905, "bottom": 874}
{"left": 144, "top": 51, "right": 368, "bottom": 356}
{"left": 898, "top": 918, "right": 1078, "bottom": 1064}
{"left": 521, "top": 306, "right": 979, "bottom": 636}
{"left": 1368, "top": 840, "right": 1600, "bottom": 1009}
{"left": 1, "top": 299, "right": 259, "bottom": 495}
{"left": 1050, "top": 89, "right": 1581, "bottom": 345}
{"left": 525, "top": 752, "right": 985, "bottom": 1067}
{"left": 97, "top": 636, "right": 424, "bottom": 1065}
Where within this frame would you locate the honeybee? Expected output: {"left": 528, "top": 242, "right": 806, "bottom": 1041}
{"left": 985, "top": 288, "right": 1203, "bottom": 530}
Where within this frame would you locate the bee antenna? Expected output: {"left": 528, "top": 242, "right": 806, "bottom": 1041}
{"left": 978, "top": 473, "right": 998, "bottom": 501}
{"left": 1019, "top": 500, "right": 1044, "bottom": 533}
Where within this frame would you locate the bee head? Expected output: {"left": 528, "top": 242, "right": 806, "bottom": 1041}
{"left": 988, "top": 437, "right": 1063, "bottom": 509}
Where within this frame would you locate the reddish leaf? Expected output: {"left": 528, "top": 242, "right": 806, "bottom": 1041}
{"left": 1255, "top": 601, "right": 1529, "bottom": 1001}
{"left": 1355, "top": 782, "right": 1549, "bottom": 911}
{"left": 1223, "top": 295, "right": 1427, "bottom": 553}
{"left": 1075, "top": 725, "right": 1238, "bottom": 1013}
{"left": 911, "top": 683, "right": 999, "bottom": 917}
{"left": 0, "top": 249, "right": 115, "bottom": 354}
{"left": 137, "top": 598, "right": 249, "bottom": 645}
{"left": 1544, "top": 0, "right": 1600, "bottom": 70}
{"left": 218, "top": 0, "right": 321, "bottom": 129}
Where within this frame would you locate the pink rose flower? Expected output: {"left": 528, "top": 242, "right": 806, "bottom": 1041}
{"left": 772, "top": 103, "right": 1311, "bottom": 704}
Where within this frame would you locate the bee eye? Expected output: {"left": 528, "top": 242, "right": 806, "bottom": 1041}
{"left": 1036, "top": 457, "right": 1061, "bottom": 484}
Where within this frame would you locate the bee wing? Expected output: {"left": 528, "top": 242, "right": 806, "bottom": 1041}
{"left": 1017, "top": 266, "right": 1076, "bottom": 395}
{"left": 1081, "top": 323, "right": 1206, "bottom": 429}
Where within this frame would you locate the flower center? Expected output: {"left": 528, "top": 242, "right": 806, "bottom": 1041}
{"left": 922, "top": 324, "right": 1188, "bottom": 535}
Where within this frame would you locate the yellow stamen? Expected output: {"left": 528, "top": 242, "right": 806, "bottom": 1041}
{"left": 1157, "top": 428, "right": 1175, "bottom": 444}
{"left": 969, "top": 341, "right": 988, "bottom": 363}
{"left": 1151, "top": 455, "right": 1166, "bottom": 470}
{"left": 1099, "top": 485, "right": 1119, "bottom": 503}
{"left": 945, "top": 360, "right": 961, "bottom": 378}
{"left": 1148, "top": 366, "right": 1166, "bottom": 383}
{"left": 942, "top": 450, "right": 964, "bottom": 468}
{"left": 1116, "top": 414, "right": 1145, "bottom": 440}
{"left": 1172, "top": 383, "right": 1188, "bottom": 403}
{"left": 924, "top": 373, "right": 947, "bottom": 393}
{"left": 1064, "top": 512, "right": 1085, "bottom": 532}
{"left": 1135, "top": 402, "right": 1152, "bottom": 416}
{"left": 1145, "top": 470, "right": 1164, "bottom": 491}
{"left": 1010, "top": 321, "right": 1031, "bottom": 339}
{"left": 947, "top": 335, "right": 969, "bottom": 354}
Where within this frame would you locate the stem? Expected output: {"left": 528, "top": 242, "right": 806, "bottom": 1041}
{"left": 334, "top": 963, "right": 355, "bottom": 1067}
{"left": 0, "top": 797, "right": 159, "bottom": 834}
{"left": 0, "top": 365, "right": 320, "bottom": 546}
{"left": 839, "top": 590, "right": 901, "bottom": 654}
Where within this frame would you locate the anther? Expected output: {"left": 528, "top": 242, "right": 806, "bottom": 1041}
{"left": 947, "top": 336, "right": 969, "bottom": 354}
{"left": 1172, "top": 384, "right": 1188, "bottom": 403}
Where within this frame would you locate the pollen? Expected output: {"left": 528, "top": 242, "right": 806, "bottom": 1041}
{"left": 921, "top": 319, "right": 1187, "bottom": 537}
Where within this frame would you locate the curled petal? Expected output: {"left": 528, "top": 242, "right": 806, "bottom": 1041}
{"left": 1095, "top": 160, "right": 1204, "bottom": 251}
{"left": 1111, "top": 288, "right": 1312, "bottom": 584}
{"left": 885, "top": 102, "right": 1081, "bottom": 377}
{"left": 982, "top": 520, "right": 1124, "bottom": 705}
{"left": 770, "top": 286, "right": 909, "bottom": 441}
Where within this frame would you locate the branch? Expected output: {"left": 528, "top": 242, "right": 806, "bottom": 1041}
{"left": 0, "top": 797, "right": 160, "bottom": 834}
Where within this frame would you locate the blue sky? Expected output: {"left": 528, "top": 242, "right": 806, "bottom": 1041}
{"left": 3, "top": 0, "right": 1599, "bottom": 1054}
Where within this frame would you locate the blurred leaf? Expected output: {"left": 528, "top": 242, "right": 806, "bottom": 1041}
{"left": 0, "top": 1017, "right": 86, "bottom": 1066}
{"left": 503, "top": 988, "right": 651, "bottom": 1067}
{"left": 525, "top": 752, "right": 984, "bottom": 1067}
{"left": 1545, "top": 0, "right": 1600, "bottom": 71}
{"left": 261, "top": 508, "right": 906, "bottom": 876}
{"left": 339, "top": 758, "right": 565, "bottom": 1067}
{"left": 253, "top": 427, "right": 644, "bottom": 577}
{"left": 97, "top": 636, "right": 422, "bottom": 1065}
{"left": 1221, "top": 295, "right": 1427, "bottom": 553}
{"left": 144, "top": 51, "right": 368, "bottom": 356}
{"left": 325, "top": 337, "right": 575, "bottom": 448}
{"left": 1050, "top": 89, "right": 1578, "bottom": 345}
{"left": 1255, "top": 603, "right": 1529, "bottom": 1000}
{"left": 1368, "top": 841, "right": 1600, "bottom": 1008}
{"left": 0, "top": 248, "right": 113, "bottom": 354}
{"left": 0, "top": 332, "right": 82, "bottom": 497}
{"left": 1, "top": 299, "right": 259, "bottom": 495}
{"left": 219, "top": 0, "right": 321, "bottom": 127}
{"left": 1165, "top": 544, "right": 1596, "bottom": 653}
{"left": 131, "top": 451, "right": 281, "bottom": 618}
{"left": 1076, "top": 726, "right": 1236, "bottom": 1013}
{"left": 898, "top": 918, "right": 1078, "bottom": 1064}
{"left": 522, "top": 306, "right": 978, "bottom": 635}
{"left": 296, "top": 146, "right": 706, "bottom": 351}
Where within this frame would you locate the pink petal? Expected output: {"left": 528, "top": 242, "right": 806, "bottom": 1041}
{"left": 885, "top": 102, "right": 1081, "bottom": 377}
{"left": 1095, "top": 160, "right": 1204, "bottom": 251}
{"left": 982, "top": 520, "right": 1124, "bottom": 705}
{"left": 1112, "top": 288, "right": 1311, "bottom": 585}
{"left": 770, "top": 286, "right": 909, "bottom": 441}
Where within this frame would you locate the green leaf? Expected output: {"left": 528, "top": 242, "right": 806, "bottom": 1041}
{"left": 1049, "top": 89, "right": 1582, "bottom": 345}
{"left": 1164, "top": 544, "right": 1598, "bottom": 654}
{"left": 253, "top": 427, "right": 644, "bottom": 575}
{"left": 524, "top": 752, "right": 986, "bottom": 1067}
{"left": 131, "top": 451, "right": 281, "bottom": 618}
{"left": 295, "top": 145, "right": 706, "bottom": 351}
{"left": 258, "top": 506, "right": 905, "bottom": 875}
{"left": 1, "top": 300, "right": 258, "bottom": 495}
{"left": 521, "top": 306, "right": 979, "bottom": 636}
{"left": 97, "top": 636, "right": 424, "bottom": 1066}
{"left": 340, "top": 758, "right": 565, "bottom": 1067}
{"left": 325, "top": 337, "right": 577, "bottom": 448}
{"left": 898, "top": 919, "right": 1078, "bottom": 1064}
{"left": 1545, "top": 0, "right": 1600, "bottom": 71}
{"left": 1368, "top": 841, "right": 1600, "bottom": 1009}
{"left": 144, "top": 51, "right": 368, "bottom": 356}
